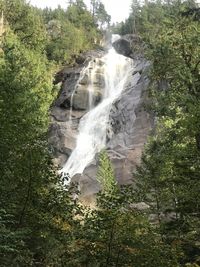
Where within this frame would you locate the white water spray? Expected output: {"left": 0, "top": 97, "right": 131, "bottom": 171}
{"left": 61, "top": 46, "right": 133, "bottom": 181}
{"left": 87, "top": 60, "right": 97, "bottom": 111}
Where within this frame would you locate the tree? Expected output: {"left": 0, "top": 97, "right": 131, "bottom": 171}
{"left": 90, "top": 0, "right": 110, "bottom": 28}
{"left": 133, "top": 1, "right": 200, "bottom": 265}
{"left": 131, "top": 0, "right": 140, "bottom": 33}
{"left": 0, "top": 29, "right": 82, "bottom": 263}
{"left": 97, "top": 150, "right": 118, "bottom": 196}
{"left": 113, "top": 0, "right": 200, "bottom": 265}
{"left": 90, "top": 0, "right": 100, "bottom": 17}
{"left": 0, "top": 0, "right": 47, "bottom": 51}
{"left": 0, "top": 0, "right": 111, "bottom": 265}
{"left": 75, "top": 0, "right": 87, "bottom": 10}
{"left": 63, "top": 152, "right": 179, "bottom": 267}
{"left": 95, "top": 2, "right": 111, "bottom": 28}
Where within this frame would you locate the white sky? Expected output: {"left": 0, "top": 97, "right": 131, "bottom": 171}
{"left": 28, "top": 0, "right": 132, "bottom": 22}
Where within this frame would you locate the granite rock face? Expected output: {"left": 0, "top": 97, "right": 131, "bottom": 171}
{"left": 49, "top": 36, "right": 153, "bottom": 204}
{"left": 49, "top": 49, "right": 106, "bottom": 166}
{"left": 112, "top": 38, "right": 132, "bottom": 57}
{"left": 72, "top": 59, "right": 153, "bottom": 204}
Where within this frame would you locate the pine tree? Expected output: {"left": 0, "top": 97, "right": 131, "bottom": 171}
{"left": 97, "top": 150, "right": 117, "bottom": 196}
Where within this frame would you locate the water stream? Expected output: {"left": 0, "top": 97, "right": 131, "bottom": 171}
{"left": 61, "top": 44, "right": 133, "bottom": 181}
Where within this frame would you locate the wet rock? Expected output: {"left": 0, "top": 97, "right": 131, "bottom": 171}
{"left": 54, "top": 67, "right": 83, "bottom": 108}
{"left": 112, "top": 34, "right": 143, "bottom": 59}
{"left": 72, "top": 87, "right": 89, "bottom": 110}
{"left": 93, "top": 73, "right": 105, "bottom": 87}
{"left": 72, "top": 86, "right": 102, "bottom": 110}
{"left": 79, "top": 73, "right": 89, "bottom": 85}
{"left": 113, "top": 38, "right": 132, "bottom": 57}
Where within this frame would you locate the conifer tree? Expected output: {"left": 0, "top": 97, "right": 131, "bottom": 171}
{"left": 97, "top": 150, "right": 117, "bottom": 196}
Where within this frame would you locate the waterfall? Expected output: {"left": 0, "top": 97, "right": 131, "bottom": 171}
{"left": 69, "top": 66, "right": 87, "bottom": 126}
{"left": 61, "top": 46, "right": 133, "bottom": 182}
{"left": 86, "top": 60, "right": 97, "bottom": 111}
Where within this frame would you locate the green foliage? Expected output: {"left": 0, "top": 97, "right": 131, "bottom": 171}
{"left": 0, "top": 25, "right": 66, "bottom": 265}
{"left": 90, "top": 0, "right": 111, "bottom": 28}
{"left": 58, "top": 151, "right": 178, "bottom": 267}
{"left": 2, "top": 0, "right": 200, "bottom": 265}
{"left": 0, "top": 0, "right": 47, "bottom": 51}
{"left": 63, "top": 184, "right": 179, "bottom": 267}
{"left": 111, "top": 0, "right": 200, "bottom": 266}
{"left": 125, "top": 0, "right": 200, "bottom": 266}
{"left": 97, "top": 150, "right": 117, "bottom": 196}
{"left": 44, "top": 2, "right": 102, "bottom": 64}
{"left": 0, "top": 30, "right": 54, "bottom": 135}
{"left": 0, "top": 0, "right": 100, "bottom": 265}
{"left": 46, "top": 19, "right": 88, "bottom": 64}
{"left": 95, "top": 2, "right": 111, "bottom": 28}
{"left": 0, "top": 209, "right": 33, "bottom": 266}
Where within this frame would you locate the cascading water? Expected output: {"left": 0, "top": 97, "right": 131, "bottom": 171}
{"left": 86, "top": 60, "right": 97, "bottom": 111}
{"left": 61, "top": 44, "right": 133, "bottom": 182}
{"left": 69, "top": 66, "right": 87, "bottom": 126}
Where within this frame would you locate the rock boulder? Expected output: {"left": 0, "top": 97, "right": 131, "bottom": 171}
{"left": 112, "top": 34, "right": 143, "bottom": 59}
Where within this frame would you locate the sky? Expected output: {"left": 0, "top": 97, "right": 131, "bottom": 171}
{"left": 28, "top": 0, "right": 132, "bottom": 23}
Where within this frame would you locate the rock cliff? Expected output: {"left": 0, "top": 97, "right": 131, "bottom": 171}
{"left": 49, "top": 49, "right": 106, "bottom": 166}
{"left": 49, "top": 35, "right": 153, "bottom": 204}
